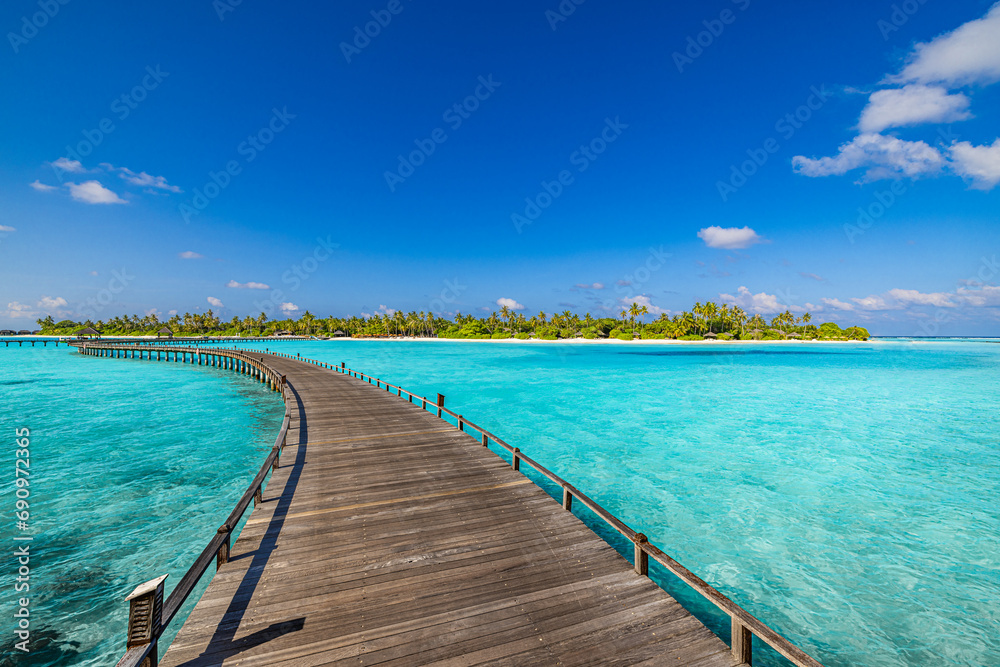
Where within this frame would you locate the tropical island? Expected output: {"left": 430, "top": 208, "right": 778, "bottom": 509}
{"left": 37, "top": 301, "right": 870, "bottom": 341}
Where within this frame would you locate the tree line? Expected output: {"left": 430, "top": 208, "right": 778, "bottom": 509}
{"left": 37, "top": 301, "right": 869, "bottom": 341}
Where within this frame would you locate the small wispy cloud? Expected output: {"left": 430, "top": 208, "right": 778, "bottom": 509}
{"left": 178, "top": 251, "right": 204, "bottom": 259}
{"left": 573, "top": 282, "right": 605, "bottom": 290}
{"left": 226, "top": 280, "right": 270, "bottom": 290}
{"left": 800, "top": 272, "right": 825, "bottom": 281}
{"left": 49, "top": 157, "right": 87, "bottom": 174}
{"left": 29, "top": 180, "right": 57, "bottom": 192}
{"left": 0, "top": 225, "right": 15, "bottom": 232}
{"left": 114, "top": 166, "right": 182, "bottom": 193}
{"left": 207, "top": 296, "right": 224, "bottom": 308}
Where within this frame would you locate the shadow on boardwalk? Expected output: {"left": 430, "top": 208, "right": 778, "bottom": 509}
{"left": 177, "top": 380, "right": 310, "bottom": 665}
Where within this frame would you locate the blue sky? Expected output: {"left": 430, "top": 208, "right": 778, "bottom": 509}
{"left": 1, "top": 0, "right": 998, "bottom": 334}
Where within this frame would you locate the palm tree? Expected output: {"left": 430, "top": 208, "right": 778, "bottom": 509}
{"left": 499, "top": 304, "right": 511, "bottom": 331}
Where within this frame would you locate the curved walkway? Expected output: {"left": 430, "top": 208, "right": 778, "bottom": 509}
{"left": 83, "top": 345, "right": 737, "bottom": 666}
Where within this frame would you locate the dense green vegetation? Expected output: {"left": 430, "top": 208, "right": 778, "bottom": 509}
{"left": 37, "top": 301, "right": 870, "bottom": 341}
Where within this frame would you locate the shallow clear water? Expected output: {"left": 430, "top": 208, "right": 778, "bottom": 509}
{"left": 236, "top": 339, "right": 1000, "bottom": 667}
{"left": 3, "top": 340, "right": 999, "bottom": 666}
{"left": 0, "top": 344, "right": 283, "bottom": 666}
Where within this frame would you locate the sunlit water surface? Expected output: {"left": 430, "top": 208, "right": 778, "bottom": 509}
{"left": 2, "top": 339, "right": 998, "bottom": 666}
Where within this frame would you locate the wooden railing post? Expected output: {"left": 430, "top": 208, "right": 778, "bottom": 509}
{"left": 217, "top": 525, "right": 230, "bottom": 569}
{"left": 124, "top": 574, "right": 167, "bottom": 667}
{"left": 633, "top": 533, "right": 648, "bottom": 576}
{"left": 436, "top": 393, "right": 444, "bottom": 418}
{"left": 732, "top": 617, "right": 753, "bottom": 666}
{"left": 481, "top": 433, "right": 488, "bottom": 447}
{"left": 512, "top": 447, "right": 520, "bottom": 471}
{"left": 253, "top": 486, "right": 263, "bottom": 507}
{"left": 458, "top": 415, "right": 464, "bottom": 432}
{"left": 271, "top": 446, "right": 280, "bottom": 470}
{"left": 562, "top": 484, "right": 573, "bottom": 511}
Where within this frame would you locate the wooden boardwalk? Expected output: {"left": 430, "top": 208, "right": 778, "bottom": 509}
{"left": 159, "top": 352, "right": 733, "bottom": 666}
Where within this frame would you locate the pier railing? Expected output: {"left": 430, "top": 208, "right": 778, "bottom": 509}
{"left": 273, "top": 350, "right": 825, "bottom": 667}
{"left": 75, "top": 344, "right": 292, "bottom": 667}
{"left": 85, "top": 342, "right": 824, "bottom": 667}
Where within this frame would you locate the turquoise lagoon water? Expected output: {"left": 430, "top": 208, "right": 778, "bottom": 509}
{"left": 0, "top": 344, "right": 284, "bottom": 666}
{"left": 2, "top": 339, "right": 999, "bottom": 666}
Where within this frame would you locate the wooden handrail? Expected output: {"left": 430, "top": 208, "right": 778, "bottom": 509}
{"left": 76, "top": 343, "right": 293, "bottom": 667}
{"left": 328, "top": 359, "right": 825, "bottom": 667}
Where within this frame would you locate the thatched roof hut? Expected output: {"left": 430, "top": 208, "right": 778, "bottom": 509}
{"left": 156, "top": 327, "right": 173, "bottom": 338}
{"left": 333, "top": 330, "right": 347, "bottom": 337}
{"left": 703, "top": 332, "right": 718, "bottom": 339}
{"left": 75, "top": 327, "right": 101, "bottom": 338}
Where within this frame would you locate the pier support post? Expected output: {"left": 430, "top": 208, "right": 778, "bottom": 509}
{"left": 633, "top": 534, "right": 648, "bottom": 576}
{"left": 731, "top": 618, "right": 752, "bottom": 666}
{"left": 124, "top": 574, "right": 167, "bottom": 667}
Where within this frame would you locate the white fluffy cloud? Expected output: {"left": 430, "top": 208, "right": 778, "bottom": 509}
{"left": 29, "top": 180, "right": 57, "bottom": 192}
{"left": 792, "top": 134, "right": 945, "bottom": 180}
{"left": 957, "top": 284, "right": 1000, "bottom": 307}
{"left": 697, "top": 226, "right": 766, "bottom": 250}
{"left": 720, "top": 286, "right": 785, "bottom": 314}
{"left": 67, "top": 181, "right": 127, "bottom": 204}
{"left": 890, "top": 2, "right": 1000, "bottom": 87}
{"left": 496, "top": 297, "right": 524, "bottom": 310}
{"left": 207, "top": 297, "right": 224, "bottom": 308}
{"left": 823, "top": 288, "right": 979, "bottom": 312}
{"left": 795, "top": 4, "right": 1000, "bottom": 189}
{"left": 0, "top": 225, "right": 15, "bottom": 232}
{"left": 851, "top": 295, "right": 892, "bottom": 310}
{"left": 226, "top": 280, "right": 270, "bottom": 290}
{"left": 822, "top": 298, "right": 856, "bottom": 311}
{"left": 178, "top": 251, "right": 204, "bottom": 259}
{"left": 887, "top": 288, "right": 957, "bottom": 307}
{"left": 4, "top": 302, "right": 36, "bottom": 319}
{"left": 280, "top": 302, "right": 299, "bottom": 314}
{"left": 37, "top": 296, "right": 68, "bottom": 309}
{"left": 574, "top": 283, "right": 605, "bottom": 290}
{"left": 619, "top": 295, "right": 666, "bottom": 315}
{"left": 858, "top": 85, "right": 971, "bottom": 133}
{"left": 950, "top": 139, "right": 1000, "bottom": 190}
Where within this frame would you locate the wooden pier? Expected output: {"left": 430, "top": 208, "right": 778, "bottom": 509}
{"left": 74, "top": 343, "right": 824, "bottom": 667}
